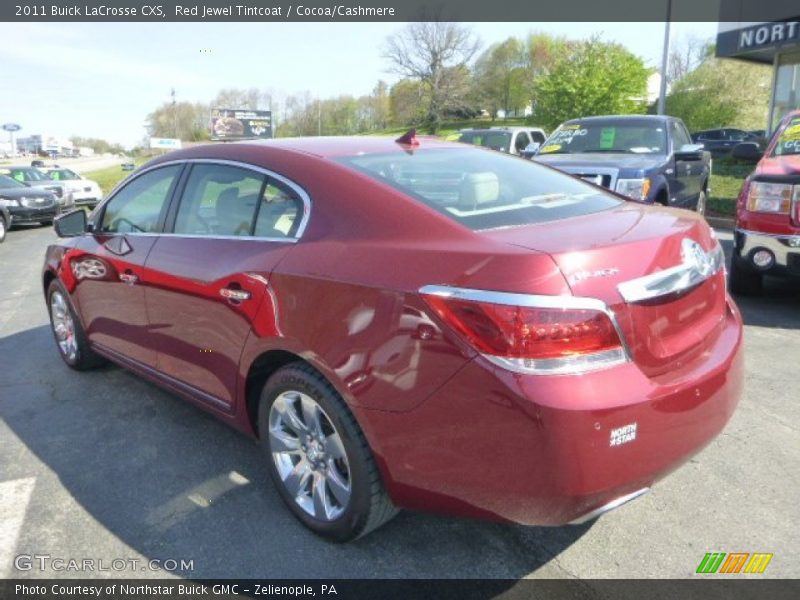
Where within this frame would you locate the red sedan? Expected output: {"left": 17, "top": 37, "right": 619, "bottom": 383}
{"left": 731, "top": 110, "right": 800, "bottom": 294}
{"left": 43, "top": 134, "right": 743, "bottom": 541}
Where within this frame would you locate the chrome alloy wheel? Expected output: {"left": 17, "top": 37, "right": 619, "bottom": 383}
{"left": 50, "top": 290, "right": 77, "bottom": 362}
{"left": 269, "top": 391, "right": 351, "bottom": 521}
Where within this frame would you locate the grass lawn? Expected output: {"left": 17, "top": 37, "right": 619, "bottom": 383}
{"left": 708, "top": 160, "right": 753, "bottom": 217}
{"left": 84, "top": 158, "right": 148, "bottom": 196}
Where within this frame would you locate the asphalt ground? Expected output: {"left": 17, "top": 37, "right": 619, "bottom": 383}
{"left": 0, "top": 225, "right": 798, "bottom": 579}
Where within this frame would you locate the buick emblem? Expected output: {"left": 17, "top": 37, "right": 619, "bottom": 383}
{"left": 681, "top": 239, "right": 711, "bottom": 276}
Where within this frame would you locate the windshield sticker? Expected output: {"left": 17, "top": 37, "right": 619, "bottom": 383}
{"left": 549, "top": 127, "right": 588, "bottom": 146}
{"left": 599, "top": 127, "right": 616, "bottom": 149}
{"left": 540, "top": 144, "right": 562, "bottom": 153}
{"left": 781, "top": 122, "right": 800, "bottom": 141}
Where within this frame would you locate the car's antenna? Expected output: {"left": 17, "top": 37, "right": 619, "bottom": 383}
{"left": 395, "top": 129, "right": 419, "bottom": 146}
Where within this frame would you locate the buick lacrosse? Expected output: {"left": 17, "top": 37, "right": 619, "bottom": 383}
{"left": 43, "top": 133, "right": 743, "bottom": 540}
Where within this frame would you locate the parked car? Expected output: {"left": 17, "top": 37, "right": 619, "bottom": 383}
{"left": 691, "top": 128, "right": 762, "bottom": 158}
{"left": 0, "top": 205, "right": 9, "bottom": 242}
{"left": 44, "top": 135, "right": 742, "bottom": 541}
{"left": 457, "top": 126, "right": 547, "bottom": 157}
{"left": 45, "top": 167, "right": 103, "bottom": 207}
{"left": 121, "top": 162, "right": 135, "bottom": 171}
{"left": 534, "top": 115, "right": 711, "bottom": 214}
{"left": 729, "top": 110, "right": 800, "bottom": 295}
{"left": 0, "top": 174, "right": 58, "bottom": 226}
{"left": 31, "top": 159, "right": 45, "bottom": 168}
{"left": 2, "top": 166, "right": 73, "bottom": 212}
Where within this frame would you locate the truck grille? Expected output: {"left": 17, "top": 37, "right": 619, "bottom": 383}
{"left": 577, "top": 174, "right": 612, "bottom": 188}
{"left": 21, "top": 197, "right": 54, "bottom": 208}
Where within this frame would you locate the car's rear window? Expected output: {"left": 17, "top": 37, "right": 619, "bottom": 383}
{"left": 337, "top": 148, "right": 622, "bottom": 230}
{"left": 457, "top": 131, "right": 512, "bottom": 152}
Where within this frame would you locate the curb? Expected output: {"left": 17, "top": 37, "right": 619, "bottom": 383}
{"left": 706, "top": 216, "right": 735, "bottom": 231}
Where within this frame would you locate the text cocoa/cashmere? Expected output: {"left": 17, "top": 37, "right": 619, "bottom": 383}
{"left": 176, "top": 5, "right": 397, "bottom": 18}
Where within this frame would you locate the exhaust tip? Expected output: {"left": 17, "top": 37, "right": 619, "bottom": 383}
{"left": 569, "top": 487, "right": 650, "bottom": 525}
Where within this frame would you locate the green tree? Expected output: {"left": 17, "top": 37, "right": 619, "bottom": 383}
{"left": 474, "top": 37, "right": 528, "bottom": 119}
{"left": 145, "top": 101, "right": 210, "bottom": 141}
{"left": 534, "top": 38, "right": 650, "bottom": 130}
{"left": 665, "top": 56, "right": 771, "bottom": 131}
{"left": 524, "top": 33, "right": 571, "bottom": 116}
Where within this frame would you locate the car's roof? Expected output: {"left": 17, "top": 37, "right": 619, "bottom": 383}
{"left": 233, "top": 135, "right": 456, "bottom": 159}
{"left": 564, "top": 115, "right": 671, "bottom": 124}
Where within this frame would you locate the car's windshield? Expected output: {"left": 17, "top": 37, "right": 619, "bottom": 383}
{"left": 540, "top": 120, "right": 667, "bottom": 155}
{"left": 0, "top": 174, "right": 26, "bottom": 188}
{"left": 337, "top": 148, "right": 622, "bottom": 231}
{"left": 457, "top": 131, "right": 512, "bottom": 153}
{"left": 772, "top": 117, "right": 800, "bottom": 157}
{"left": 10, "top": 168, "right": 46, "bottom": 182}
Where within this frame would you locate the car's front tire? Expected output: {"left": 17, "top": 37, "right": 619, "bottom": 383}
{"left": 258, "top": 362, "right": 397, "bottom": 541}
{"left": 47, "top": 280, "right": 107, "bottom": 370}
{"left": 0, "top": 216, "right": 6, "bottom": 243}
{"left": 728, "top": 254, "right": 763, "bottom": 296}
{"left": 40, "top": 219, "right": 54, "bottom": 227}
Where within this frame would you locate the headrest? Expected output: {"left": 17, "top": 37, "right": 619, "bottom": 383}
{"left": 459, "top": 172, "right": 499, "bottom": 210}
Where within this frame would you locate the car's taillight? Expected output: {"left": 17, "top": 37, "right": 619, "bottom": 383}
{"left": 420, "top": 286, "right": 628, "bottom": 375}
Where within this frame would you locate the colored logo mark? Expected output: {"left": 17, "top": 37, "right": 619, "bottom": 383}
{"left": 696, "top": 552, "right": 773, "bottom": 574}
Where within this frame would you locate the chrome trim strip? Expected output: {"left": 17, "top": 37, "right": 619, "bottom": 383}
{"left": 95, "top": 157, "right": 312, "bottom": 241}
{"left": 418, "top": 285, "right": 631, "bottom": 374}
{"left": 569, "top": 488, "right": 649, "bottom": 525}
{"left": 617, "top": 241, "right": 724, "bottom": 303}
{"left": 736, "top": 228, "right": 800, "bottom": 241}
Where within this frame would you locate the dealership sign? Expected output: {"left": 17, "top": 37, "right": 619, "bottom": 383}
{"left": 739, "top": 21, "right": 800, "bottom": 50}
{"left": 209, "top": 108, "right": 272, "bottom": 140}
{"left": 149, "top": 137, "right": 182, "bottom": 150}
{"left": 2, "top": 123, "right": 21, "bottom": 132}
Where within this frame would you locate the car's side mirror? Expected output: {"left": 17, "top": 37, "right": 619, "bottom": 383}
{"left": 731, "top": 142, "right": 763, "bottom": 163}
{"left": 675, "top": 143, "right": 705, "bottom": 161}
{"left": 521, "top": 142, "right": 541, "bottom": 158}
{"left": 54, "top": 209, "right": 87, "bottom": 237}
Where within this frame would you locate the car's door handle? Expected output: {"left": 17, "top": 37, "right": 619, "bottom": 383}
{"left": 220, "top": 287, "right": 251, "bottom": 301}
{"left": 119, "top": 271, "right": 138, "bottom": 285}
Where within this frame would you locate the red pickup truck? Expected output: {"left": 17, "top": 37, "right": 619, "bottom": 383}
{"left": 730, "top": 110, "right": 800, "bottom": 294}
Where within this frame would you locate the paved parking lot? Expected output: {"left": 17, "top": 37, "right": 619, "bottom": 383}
{"left": 1, "top": 224, "right": 798, "bottom": 579}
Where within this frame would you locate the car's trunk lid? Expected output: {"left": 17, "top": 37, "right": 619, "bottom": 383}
{"left": 483, "top": 202, "right": 727, "bottom": 377}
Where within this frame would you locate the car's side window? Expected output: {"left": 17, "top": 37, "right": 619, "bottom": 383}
{"left": 531, "top": 131, "right": 546, "bottom": 144}
{"left": 254, "top": 179, "right": 303, "bottom": 239}
{"left": 174, "top": 163, "right": 265, "bottom": 237}
{"left": 100, "top": 165, "right": 181, "bottom": 234}
{"left": 671, "top": 121, "right": 692, "bottom": 150}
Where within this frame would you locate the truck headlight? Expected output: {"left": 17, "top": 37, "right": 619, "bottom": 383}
{"left": 745, "top": 181, "right": 795, "bottom": 214}
{"left": 615, "top": 178, "right": 651, "bottom": 200}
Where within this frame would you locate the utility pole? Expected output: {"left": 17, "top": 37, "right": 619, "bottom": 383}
{"left": 171, "top": 88, "right": 178, "bottom": 140}
{"left": 657, "top": 0, "right": 672, "bottom": 115}
{"left": 317, "top": 98, "right": 321, "bottom": 136}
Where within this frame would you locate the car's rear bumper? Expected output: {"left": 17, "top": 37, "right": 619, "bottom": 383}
{"left": 735, "top": 228, "right": 800, "bottom": 276}
{"left": 362, "top": 297, "right": 744, "bottom": 525}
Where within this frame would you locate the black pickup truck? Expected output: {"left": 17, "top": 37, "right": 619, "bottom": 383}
{"left": 532, "top": 115, "right": 711, "bottom": 214}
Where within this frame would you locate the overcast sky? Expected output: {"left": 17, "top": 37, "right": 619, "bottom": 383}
{"left": 0, "top": 21, "right": 717, "bottom": 147}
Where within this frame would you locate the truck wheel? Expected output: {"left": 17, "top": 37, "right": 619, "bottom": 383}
{"left": 695, "top": 190, "right": 706, "bottom": 216}
{"left": 258, "top": 362, "right": 398, "bottom": 541}
{"left": 728, "top": 254, "right": 762, "bottom": 296}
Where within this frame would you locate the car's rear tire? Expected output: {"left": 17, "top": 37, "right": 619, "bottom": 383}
{"left": 258, "top": 362, "right": 398, "bottom": 541}
{"left": 47, "top": 280, "right": 107, "bottom": 370}
{"left": 0, "top": 216, "right": 6, "bottom": 243}
{"left": 728, "top": 254, "right": 763, "bottom": 296}
{"left": 40, "top": 219, "right": 53, "bottom": 227}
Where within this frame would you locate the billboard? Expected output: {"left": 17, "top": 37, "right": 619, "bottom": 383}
{"left": 209, "top": 108, "right": 273, "bottom": 140}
